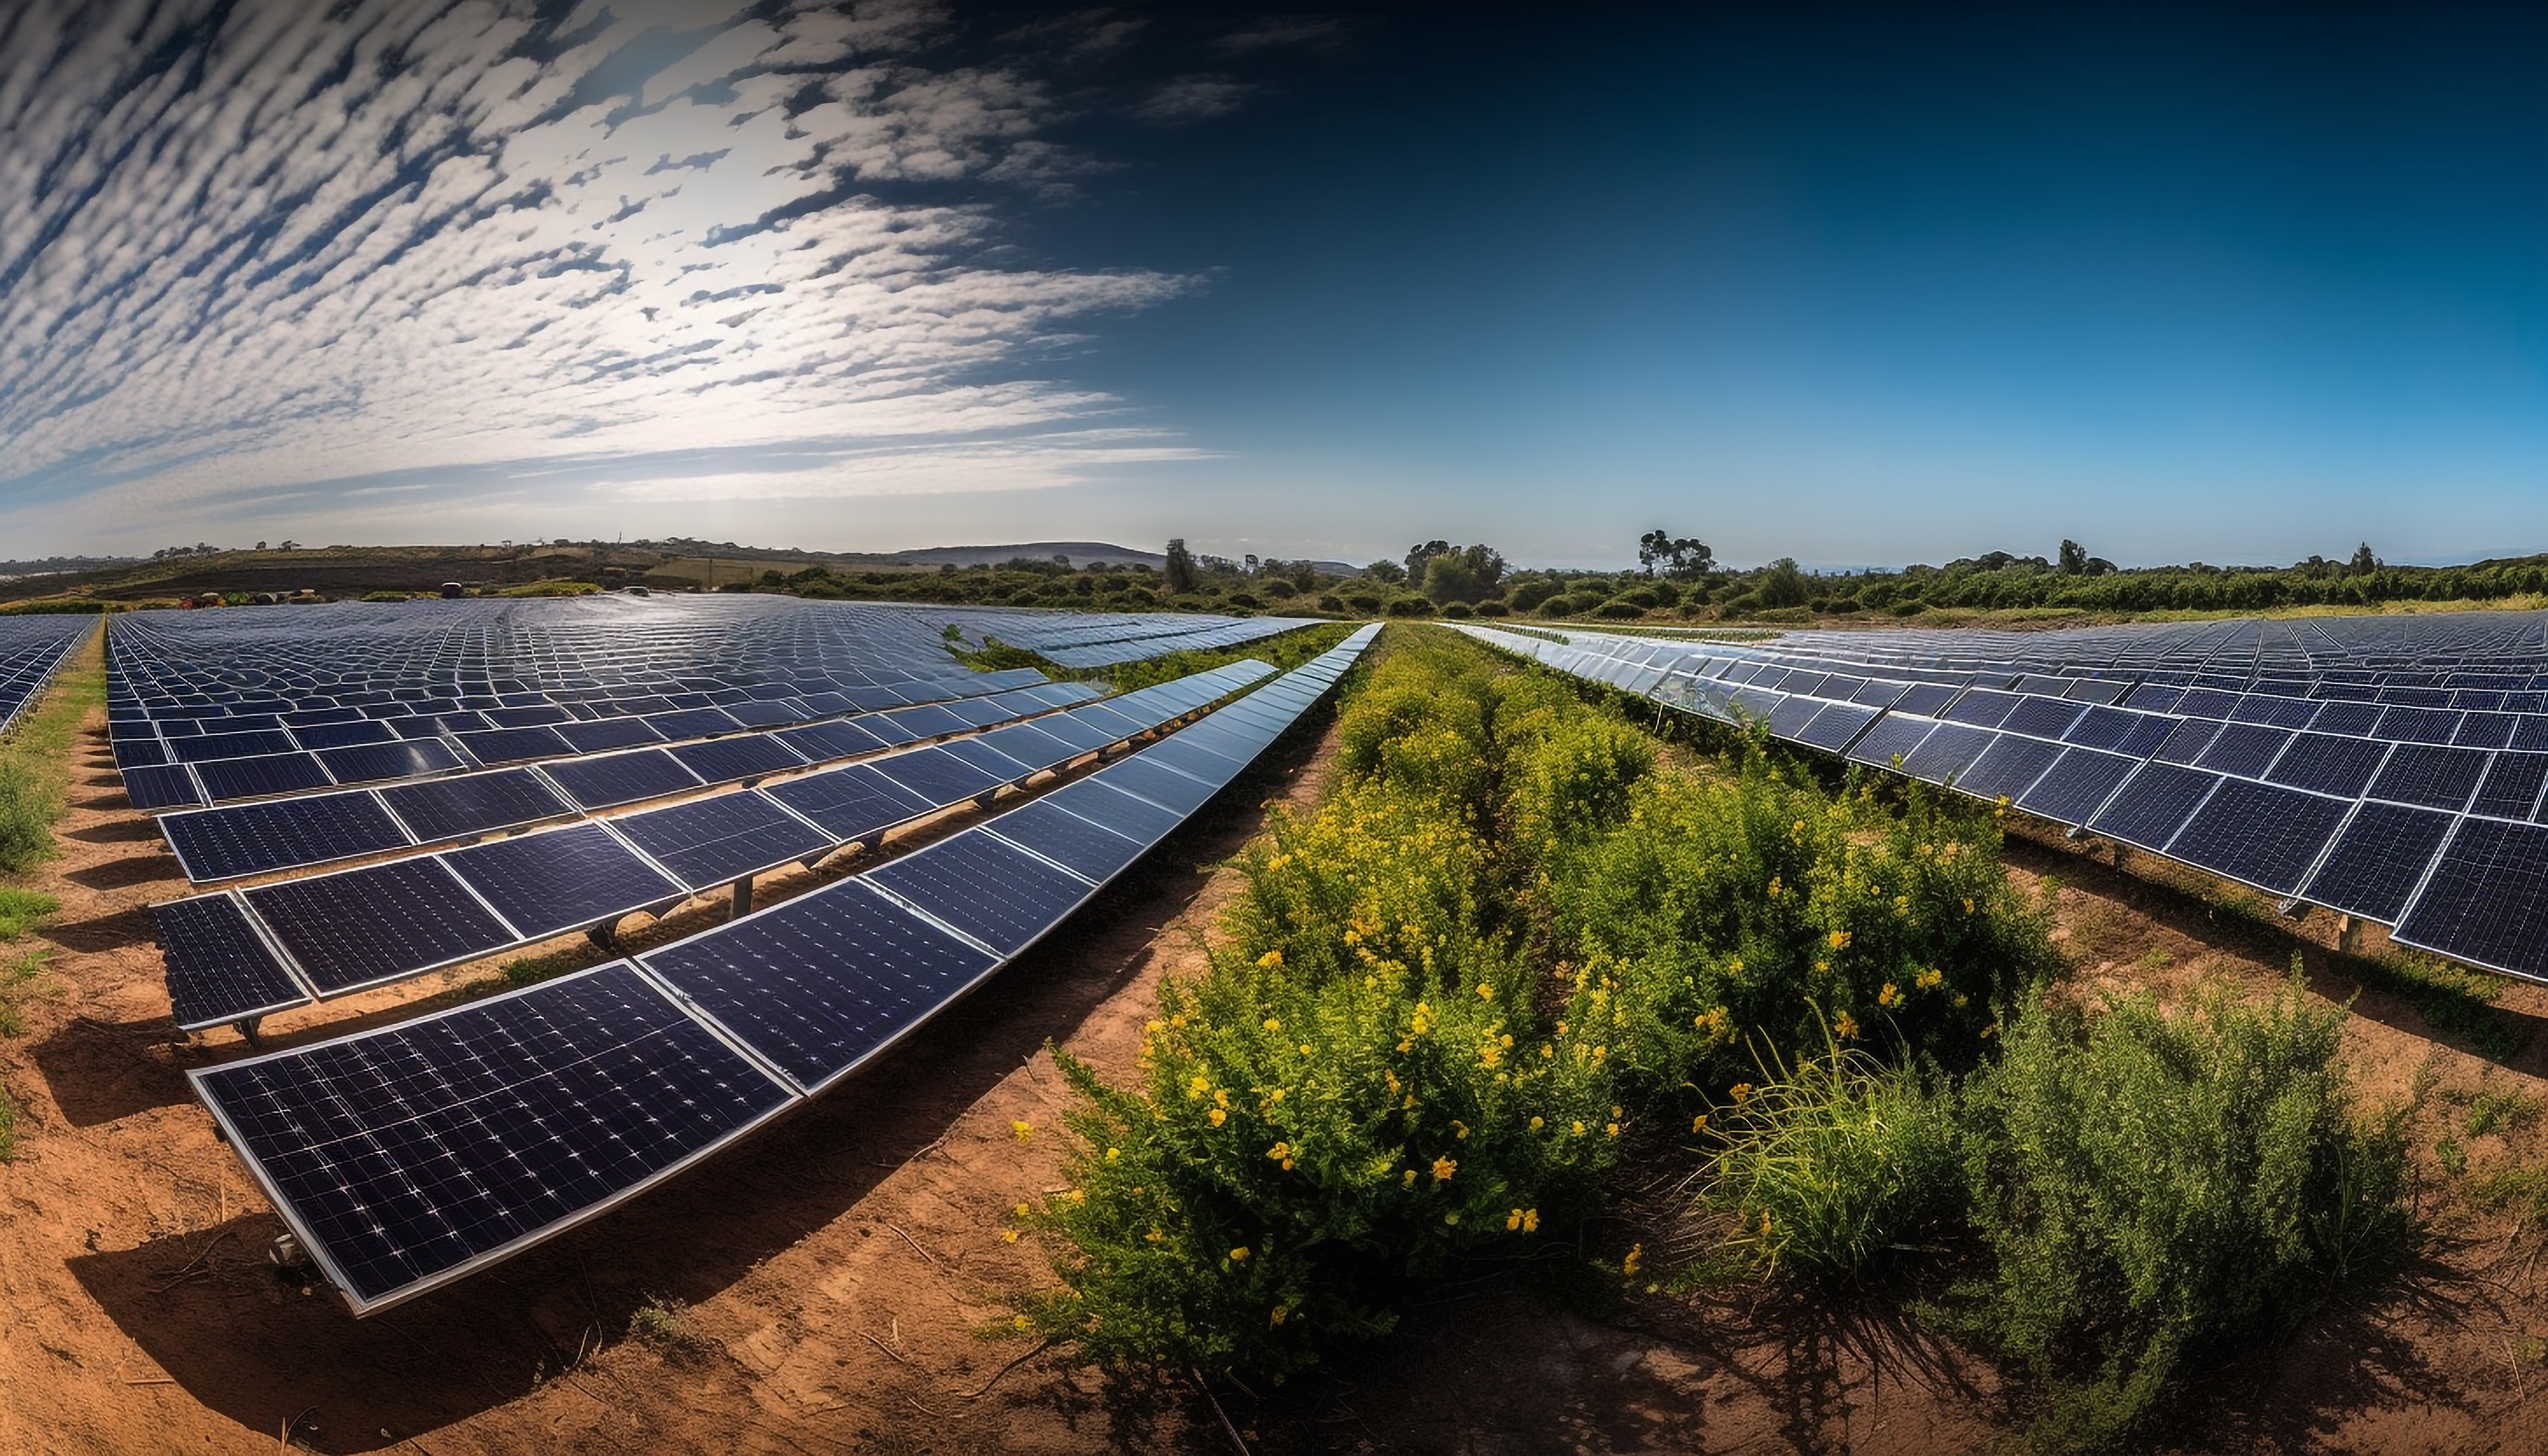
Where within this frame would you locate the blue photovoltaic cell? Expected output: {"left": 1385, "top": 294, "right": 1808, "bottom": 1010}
{"left": 774, "top": 719, "right": 887, "bottom": 761}
{"left": 763, "top": 763, "right": 934, "bottom": 842}
{"left": 452, "top": 725, "right": 573, "bottom": 766}
{"left": 542, "top": 750, "right": 703, "bottom": 810}
{"left": 2511, "top": 716, "right": 2548, "bottom": 753}
{"left": 193, "top": 963, "right": 793, "bottom": 1310}
{"left": 2000, "top": 695, "right": 2087, "bottom": 740}
{"left": 2454, "top": 711, "right": 2521, "bottom": 750}
{"left": 443, "top": 823, "right": 684, "bottom": 942}
{"left": 2372, "top": 705, "right": 2461, "bottom": 745}
{"left": 555, "top": 716, "right": 667, "bottom": 754}
{"left": 380, "top": 769, "right": 574, "bottom": 842}
{"left": 1899, "top": 724, "right": 1997, "bottom": 785}
{"left": 855, "top": 713, "right": 924, "bottom": 747}
{"left": 1045, "top": 776, "right": 1187, "bottom": 844}
{"left": 1940, "top": 690, "right": 2021, "bottom": 729}
{"left": 2163, "top": 778, "right": 2350, "bottom": 895}
{"left": 612, "top": 792, "right": 833, "bottom": 890}
{"left": 1765, "top": 695, "right": 1823, "bottom": 739}
{"left": 1892, "top": 683, "right": 1959, "bottom": 716}
{"left": 2306, "top": 701, "right": 2383, "bottom": 737}
{"left": 2087, "top": 763, "right": 2223, "bottom": 851}
{"left": 939, "top": 695, "right": 1018, "bottom": 728}
{"left": 869, "top": 745, "right": 1007, "bottom": 806}
{"left": 1140, "top": 735, "right": 1245, "bottom": 787}
{"left": 2191, "top": 723, "right": 2292, "bottom": 779}
{"left": 867, "top": 829, "right": 1092, "bottom": 955}
{"left": 194, "top": 752, "right": 333, "bottom": 803}
{"left": 1844, "top": 715, "right": 1936, "bottom": 769}
{"left": 648, "top": 706, "right": 745, "bottom": 740}
{"left": 163, "top": 793, "right": 411, "bottom": 881}
{"left": 934, "top": 734, "right": 1037, "bottom": 783}
{"left": 1793, "top": 703, "right": 1879, "bottom": 751}
{"left": 2265, "top": 733, "right": 2391, "bottom": 798}
{"left": 877, "top": 703, "right": 969, "bottom": 739}
{"left": 121, "top": 762, "right": 204, "bottom": 810}
{"left": 1066, "top": 704, "right": 1151, "bottom": 740}
{"left": 113, "top": 738, "right": 171, "bottom": 770}
{"left": 158, "top": 894, "right": 310, "bottom": 1030}
{"left": 1953, "top": 735, "right": 2064, "bottom": 802}
{"left": 245, "top": 857, "right": 514, "bottom": 994}
{"left": 638, "top": 880, "right": 999, "bottom": 1092}
{"left": 719, "top": 700, "right": 806, "bottom": 729}
{"left": 2471, "top": 752, "right": 2548, "bottom": 821}
{"left": 167, "top": 729, "right": 298, "bottom": 764}
{"left": 972, "top": 721, "right": 1079, "bottom": 774}
{"left": 1093, "top": 754, "right": 1218, "bottom": 814}
{"left": 2366, "top": 743, "right": 2489, "bottom": 812}
{"left": 2394, "top": 818, "right": 2548, "bottom": 979}
{"left": 988, "top": 798, "right": 1152, "bottom": 883}
{"left": 291, "top": 719, "right": 399, "bottom": 750}
{"left": 317, "top": 739, "right": 466, "bottom": 786}
{"left": 2152, "top": 719, "right": 2223, "bottom": 765}
{"left": 667, "top": 734, "right": 805, "bottom": 785}
{"left": 2060, "top": 706, "right": 2178, "bottom": 758}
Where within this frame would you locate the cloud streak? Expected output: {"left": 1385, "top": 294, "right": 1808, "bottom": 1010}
{"left": 0, "top": 0, "right": 1204, "bottom": 550}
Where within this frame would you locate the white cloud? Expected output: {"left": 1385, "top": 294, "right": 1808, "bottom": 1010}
{"left": 1134, "top": 74, "right": 1255, "bottom": 126}
{"left": 0, "top": 0, "right": 1204, "bottom": 551}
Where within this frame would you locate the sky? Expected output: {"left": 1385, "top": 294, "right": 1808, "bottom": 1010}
{"left": 2, "top": 2, "right": 2545, "bottom": 571}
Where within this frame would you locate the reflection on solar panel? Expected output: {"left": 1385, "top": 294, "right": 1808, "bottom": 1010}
{"left": 163, "top": 792, "right": 411, "bottom": 882}
{"left": 638, "top": 880, "right": 999, "bottom": 1092}
{"left": 1093, "top": 755, "right": 1218, "bottom": 814}
{"left": 191, "top": 963, "right": 793, "bottom": 1312}
{"left": 246, "top": 858, "right": 514, "bottom": 994}
{"left": 614, "top": 793, "right": 834, "bottom": 890}
{"left": 541, "top": 750, "right": 703, "bottom": 810}
{"left": 762, "top": 763, "right": 935, "bottom": 842}
{"left": 867, "top": 830, "right": 1093, "bottom": 955}
{"left": 379, "top": 768, "right": 574, "bottom": 842}
{"left": 443, "top": 824, "right": 683, "bottom": 942}
{"left": 870, "top": 745, "right": 1007, "bottom": 805}
{"left": 987, "top": 798, "right": 1152, "bottom": 883}
{"left": 193, "top": 753, "right": 333, "bottom": 802}
{"left": 157, "top": 894, "right": 310, "bottom": 1031}
{"left": 666, "top": 733, "right": 805, "bottom": 785}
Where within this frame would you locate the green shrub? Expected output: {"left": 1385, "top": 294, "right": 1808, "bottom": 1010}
{"left": 1696, "top": 1039, "right": 1961, "bottom": 1283}
{"left": 0, "top": 762, "right": 60, "bottom": 872}
{"left": 0, "top": 887, "right": 57, "bottom": 940}
{"left": 1956, "top": 979, "right": 2412, "bottom": 1449}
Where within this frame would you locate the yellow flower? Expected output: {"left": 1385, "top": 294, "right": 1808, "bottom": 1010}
{"left": 1876, "top": 982, "right": 1900, "bottom": 1007}
{"left": 1529, "top": 1116, "right": 1545, "bottom": 1131}
{"left": 1962, "top": 897, "right": 1976, "bottom": 915}
{"left": 1188, "top": 1075, "right": 1210, "bottom": 1098}
{"left": 1384, "top": 1070, "right": 1401, "bottom": 1094}
{"left": 1953, "top": 993, "right": 1969, "bottom": 1008}
{"left": 1605, "top": 1122, "right": 1620, "bottom": 1137}
{"left": 1146, "top": 1227, "right": 1165, "bottom": 1243}
{"left": 1208, "top": 1107, "right": 1227, "bottom": 1126}
{"left": 1105, "top": 1146, "right": 1120, "bottom": 1161}
{"left": 1403, "top": 1168, "right": 1418, "bottom": 1189}
{"left": 1267, "top": 1141, "right": 1292, "bottom": 1162}
{"left": 1257, "top": 950, "right": 1283, "bottom": 968}
{"left": 1622, "top": 1244, "right": 1644, "bottom": 1276}
{"left": 1571, "top": 1120, "right": 1587, "bottom": 1136}
{"left": 1452, "top": 1120, "right": 1470, "bottom": 1140}
{"left": 1010, "top": 1119, "right": 1034, "bottom": 1142}
{"left": 1506, "top": 1207, "right": 1525, "bottom": 1230}
{"left": 1229, "top": 1246, "right": 1250, "bottom": 1262}
{"left": 1522, "top": 1208, "right": 1539, "bottom": 1233}
{"left": 1269, "top": 1304, "right": 1288, "bottom": 1326}
{"left": 1002, "top": 1229, "right": 1020, "bottom": 1243}
{"left": 1691, "top": 1114, "right": 1708, "bottom": 1134}
{"left": 1917, "top": 967, "right": 1944, "bottom": 990}
{"left": 1730, "top": 1082, "right": 1754, "bottom": 1104}
{"left": 1014, "top": 1202, "right": 1029, "bottom": 1217}
{"left": 1262, "top": 1016, "right": 1282, "bottom": 1032}
{"left": 1299, "top": 1043, "right": 1315, "bottom": 1056}
{"left": 1432, "top": 1155, "right": 1457, "bottom": 1183}
{"left": 1477, "top": 982, "right": 1495, "bottom": 1000}
{"left": 1828, "top": 929, "right": 1851, "bottom": 951}
{"left": 1834, "top": 1010, "right": 1860, "bottom": 1040}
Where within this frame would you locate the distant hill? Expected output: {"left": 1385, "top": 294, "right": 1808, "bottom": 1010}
{"left": 879, "top": 542, "right": 1168, "bottom": 569}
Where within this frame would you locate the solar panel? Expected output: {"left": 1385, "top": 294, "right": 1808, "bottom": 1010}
{"left": 443, "top": 824, "right": 685, "bottom": 941}
{"left": 773, "top": 719, "right": 887, "bottom": 761}
{"left": 1092, "top": 754, "right": 1219, "bottom": 814}
{"left": 2262, "top": 733, "right": 2391, "bottom": 798}
{"left": 1844, "top": 714, "right": 1936, "bottom": 769}
{"left": 290, "top": 719, "right": 399, "bottom": 750}
{"left": 866, "top": 829, "right": 1094, "bottom": 955}
{"left": 2000, "top": 695, "right": 2088, "bottom": 740}
{"left": 876, "top": 703, "right": 970, "bottom": 739}
{"left": 2472, "top": 751, "right": 2548, "bottom": 821}
{"left": 157, "top": 894, "right": 311, "bottom": 1030}
{"left": 1792, "top": 702, "right": 1879, "bottom": 751}
{"left": 451, "top": 725, "right": 574, "bottom": 766}
{"left": 166, "top": 729, "right": 299, "bottom": 764}
{"left": 2394, "top": 818, "right": 2548, "bottom": 979}
{"left": 1141, "top": 735, "right": 1246, "bottom": 788}
{"left": 762, "top": 763, "right": 935, "bottom": 842}
{"left": 2191, "top": 723, "right": 2292, "bottom": 779}
{"left": 2059, "top": 705, "right": 2178, "bottom": 758}
{"left": 246, "top": 857, "right": 515, "bottom": 994}
{"left": 192, "top": 963, "right": 793, "bottom": 1312}
{"left": 987, "top": 798, "right": 1152, "bottom": 883}
{"left": 2087, "top": 763, "right": 2223, "bottom": 852}
{"left": 555, "top": 716, "right": 667, "bottom": 754}
{"left": 542, "top": 750, "right": 704, "bottom": 811}
{"left": 1899, "top": 724, "right": 1997, "bottom": 786}
{"left": 2296, "top": 801, "right": 2453, "bottom": 921}
{"left": 317, "top": 738, "right": 467, "bottom": 786}
{"left": 163, "top": 792, "right": 411, "bottom": 882}
{"left": 612, "top": 793, "right": 834, "bottom": 890}
{"left": 2364, "top": 744, "right": 2489, "bottom": 813}
{"left": 193, "top": 752, "right": 333, "bottom": 803}
{"left": 637, "top": 880, "right": 999, "bottom": 1092}
{"left": 648, "top": 706, "right": 745, "bottom": 740}
{"left": 1044, "top": 776, "right": 1188, "bottom": 844}
{"left": 869, "top": 745, "right": 1008, "bottom": 807}
{"left": 2162, "top": 779, "right": 2350, "bottom": 895}
{"left": 380, "top": 768, "right": 576, "bottom": 842}
{"left": 666, "top": 734, "right": 806, "bottom": 785}
{"left": 930, "top": 734, "right": 1037, "bottom": 784}
{"left": 970, "top": 721, "right": 1082, "bottom": 774}
{"left": 1953, "top": 735, "right": 2065, "bottom": 803}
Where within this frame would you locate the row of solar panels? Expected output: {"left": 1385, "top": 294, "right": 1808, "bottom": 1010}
{"left": 188, "top": 625, "right": 1377, "bottom": 1314}
{"left": 0, "top": 616, "right": 95, "bottom": 738}
{"left": 155, "top": 662, "right": 1272, "bottom": 1031}
{"left": 939, "top": 606, "right": 1320, "bottom": 664}
{"left": 111, "top": 664, "right": 1058, "bottom": 812}
{"left": 1457, "top": 623, "right": 2548, "bottom": 983}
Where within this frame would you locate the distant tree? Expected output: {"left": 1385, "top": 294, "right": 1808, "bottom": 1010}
{"left": 1638, "top": 529, "right": 1716, "bottom": 581}
{"left": 1362, "top": 559, "right": 1406, "bottom": 585}
{"left": 1404, "top": 539, "right": 1453, "bottom": 582}
{"left": 1757, "top": 557, "right": 1811, "bottom": 608}
{"left": 255, "top": 540, "right": 268, "bottom": 551}
{"left": 279, "top": 540, "right": 299, "bottom": 550}
{"left": 2350, "top": 542, "right": 2379, "bottom": 576}
{"left": 1164, "top": 538, "right": 1198, "bottom": 594}
{"left": 1420, "top": 543, "right": 1507, "bottom": 605}
{"left": 2058, "top": 539, "right": 2088, "bottom": 575}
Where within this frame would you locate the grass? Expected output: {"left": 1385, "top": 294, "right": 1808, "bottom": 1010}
{"left": 0, "top": 887, "right": 58, "bottom": 940}
{"left": 0, "top": 624, "right": 102, "bottom": 872}
{"left": 627, "top": 1294, "right": 717, "bottom": 1362}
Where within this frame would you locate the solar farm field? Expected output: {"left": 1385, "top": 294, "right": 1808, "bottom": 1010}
{"left": 5, "top": 601, "right": 2548, "bottom": 1453}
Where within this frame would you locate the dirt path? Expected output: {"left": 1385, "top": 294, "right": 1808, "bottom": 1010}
{"left": 8, "top": 681, "right": 2548, "bottom": 1453}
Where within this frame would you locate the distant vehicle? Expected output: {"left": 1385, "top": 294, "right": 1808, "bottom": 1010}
{"left": 439, "top": 582, "right": 464, "bottom": 598}
{"left": 620, "top": 585, "right": 651, "bottom": 596}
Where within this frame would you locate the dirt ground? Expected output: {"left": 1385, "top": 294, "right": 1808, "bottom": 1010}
{"left": 10, "top": 691, "right": 2548, "bottom": 1455}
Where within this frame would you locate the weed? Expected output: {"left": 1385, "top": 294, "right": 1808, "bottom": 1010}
{"left": 2438, "top": 1136, "right": 2468, "bottom": 1178}
{"left": 0, "top": 886, "right": 57, "bottom": 939}
{"left": 2467, "top": 1088, "right": 2537, "bottom": 1139}
{"left": 627, "top": 1294, "right": 715, "bottom": 1362}
{"left": 0, "top": 947, "right": 52, "bottom": 1037}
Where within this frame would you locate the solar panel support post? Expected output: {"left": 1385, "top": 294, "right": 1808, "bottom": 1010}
{"left": 587, "top": 923, "right": 618, "bottom": 954}
{"left": 2338, "top": 914, "right": 2363, "bottom": 956}
{"left": 230, "top": 1015, "right": 264, "bottom": 1049}
{"left": 731, "top": 876, "right": 753, "bottom": 916}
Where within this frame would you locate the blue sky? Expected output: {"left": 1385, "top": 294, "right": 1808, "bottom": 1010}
{"left": 2, "top": 3, "right": 2544, "bottom": 570}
